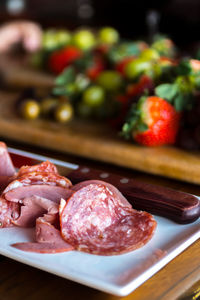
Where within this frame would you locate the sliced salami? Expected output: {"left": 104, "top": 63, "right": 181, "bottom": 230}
{"left": 0, "top": 197, "right": 19, "bottom": 227}
{"left": 60, "top": 182, "right": 156, "bottom": 255}
{"left": 72, "top": 180, "right": 132, "bottom": 208}
{"left": 18, "top": 161, "right": 58, "bottom": 176}
{"left": 3, "top": 171, "right": 72, "bottom": 194}
{"left": 3, "top": 160, "right": 72, "bottom": 195}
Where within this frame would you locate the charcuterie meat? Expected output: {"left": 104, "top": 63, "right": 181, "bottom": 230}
{"left": 13, "top": 196, "right": 59, "bottom": 227}
{"left": 12, "top": 210, "right": 74, "bottom": 253}
{"left": 0, "top": 176, "right": 13, "bottom": 193}
{"left": 4, "top": 185, "right": 73, "bottom": 204}
{"left": 0, "top": 142, "right": 16, "bottom": 177}
{"left": 72, "top": 180, "right": 132, "bottom": 208}
{"left": 12, "top": 241, "right": 74, "bottom": 254}
{"left": 0, "top": 141, "right": 157, "bottom": 255}
{"left": 60, "top": 182, "right": 156, "bottom": 255}
{"left": 0, "top": 197, "right": 19, "bottom": 227}
{"left": 18, "top": 161, "right": 58, "bottom": 176}
{"left": 3, "top": 161, "right": 72, "bottom": 195}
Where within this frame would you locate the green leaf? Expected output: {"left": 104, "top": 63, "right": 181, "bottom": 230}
{"left": 136, "top": 122, "right": 148, "bottom": 132}
{"left": 174, "top": 93, "right": 186, "bottom": 111}
{"left": 194, "top": 76, "right": 200, "bottom": 90}
{"left": 176, "top": 59, "right": 192, "bottom": 76}
{"left": 52, "top": 86, "right": 66, "bottom": 96}
{"left": 155, "top": 83, "right": 178, "bottom": 101}
{"left": 54, "top": 67, "right": 76, "bottom": 86}
{"left": 108, "top": 42, "right": 142, "bottom": 64}
{"left": 74, "top": 52, "right": 93, "bottom": 71}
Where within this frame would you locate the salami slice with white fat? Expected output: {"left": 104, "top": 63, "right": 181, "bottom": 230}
{"left": 0, "top": 197, "right": 19, "bottom": 227}
{"left": 60, "top": 182, "right": 156, "bottom": 255}
{"left": 71, "top": 180, "right": 132, "bottom": 208}
{"left": 18, "top": 161, "right": 58, "bottom": 176}
{"left": 3, "top": 161, "right": 72, "bottom": 195}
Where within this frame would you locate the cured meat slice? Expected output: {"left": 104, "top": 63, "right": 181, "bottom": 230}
{"left": 12, "top": 241, "right": 73, "bottom": 254}
{"left": 0, "top": 175, "right": 13, "bottom": 193}
{"left": 3, "top": 171, "right": 72, "bottom": 194}
{"left": 60, "top": 182, "right": 156, "bottom": 255}
{"left": 35, "top": 217, "right": 60, "bottom": 242}
{"left": 72, "top": 180, "right": 132, "bottom": 208}
{"left": 3, "top": 161, "right": 72, "bottom": 195}
{"left": 12, "top": 210, "right": 74, "bottom": 253}
{"left": 18, "top": 161, "right": 58, "bottom": 176}
{"left": 13, "top": 196, "right": 59, "bottom": 227}
{"left": 0, "top": 142, "right": 16, "bottom": 177}
{"left": 4, "top": 185, "right": 73, "bottom": 203}
{"left": 0, "top": 197, "right": 19, "bottom": 227}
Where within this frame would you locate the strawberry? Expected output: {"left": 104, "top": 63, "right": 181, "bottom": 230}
{"left": 86, "top": 55, "right": 105, "bottom": 80}
{"left": 108, "top": 94, "right": 130, "bottom": 129}
{"left": 48, "top": 46, "right": 82, "bottom": 74}
{"left": 116, "top": 56, "right": 136, "bottom": 76}
{"left": 122, "top": 96, "right": 180, "bottom": 146}
{"left": 189, "top": 59, "right": 200, "bottom": 72}
{"left": 126, "top": 75, "right": 154, "bottom": 98}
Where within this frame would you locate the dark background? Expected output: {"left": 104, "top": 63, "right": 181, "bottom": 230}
{"left": 0, "top": 0, "right": 200, "bottom": 47}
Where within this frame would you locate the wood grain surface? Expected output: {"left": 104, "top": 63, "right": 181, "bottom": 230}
{"left": 1, "top": 91, "right": 200, "bottom": 185}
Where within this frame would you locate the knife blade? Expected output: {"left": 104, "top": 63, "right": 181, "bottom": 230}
{"left": 8, "top": 147, "right": 200, "bottom": 224}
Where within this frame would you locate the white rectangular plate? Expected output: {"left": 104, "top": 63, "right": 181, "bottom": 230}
{"left": 0, "top": 148, "right": 199, "bottom": 296}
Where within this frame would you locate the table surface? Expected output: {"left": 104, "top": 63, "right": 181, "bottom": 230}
{"left": 0, "top": 139, "right": 199, "bottom": 300}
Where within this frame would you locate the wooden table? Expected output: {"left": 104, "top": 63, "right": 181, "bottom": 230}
{"left": 0, "top": 139, "right": 199, "bottom": 300}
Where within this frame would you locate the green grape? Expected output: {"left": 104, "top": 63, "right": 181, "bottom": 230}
{"left": 125, "top": 58, "right": 152, "bottom": 79}
{"left": 96, "top": 71, "right": 122, "bottom": 91}
{"left": 99, "top": 27, "right": 119, "bottom": 44}
{"left": 73, "top": 30, "right": 96, "bottom": 50}
{"left": 82, "top": 85, "right": 105, "bottom": 107}
{"left": 54, "top": 103, "right": 74, "bottom": 123}
{"left": 21, "top": 100, "right": 40, "bottom": 120}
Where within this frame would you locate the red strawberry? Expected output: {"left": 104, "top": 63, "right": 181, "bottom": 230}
{"left": 86, "top": 55, "right": 105, "bottom": 80}
{"left": 94, "top": 44, "right": 110, "bottom": 55}
{"left": 126, "top": 75, "right": 154, "bottom": 98}
{"left": 122, "top": 96, "right": 180, "bottom": 146}
{"left": 116, "top": 56, "right": 136, "bottom": 76}
{"left": 108, "top": 94, "right": 130, "bottom": 129}
{"left": 159, "top": 56, "right": 177, "bottom": 67}
{"left": 48, "top": 46, "right": 82, "bottom": 74}
{"left": 190, "top": 59, "right": 200, "bottom": 72}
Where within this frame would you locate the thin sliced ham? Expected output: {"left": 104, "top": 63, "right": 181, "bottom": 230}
{"left": 0, "top": 142, "right": 16, "bottom": 177}
{"left": 12, "top": 241, "right": 74, "bottom": 254}
{"left": 12, "top": 208, "right": 74, "bottom": 253}
{"left": 13, "top": 196, "right": 59, "bottom": 227}
{"left": 0, "top": 175, "right": 14, "bottom": 193}
{"left": 4, "top": 185, "right": 73, "bottom": 203}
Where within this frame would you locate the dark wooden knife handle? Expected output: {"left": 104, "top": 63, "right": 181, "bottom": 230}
{"left": 69, "top": 166, "right": 200, "bottom": 224}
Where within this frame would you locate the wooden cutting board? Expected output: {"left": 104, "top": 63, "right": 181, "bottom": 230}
{"left": 1, "top": 91, "right": 200, "bottom": 184}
